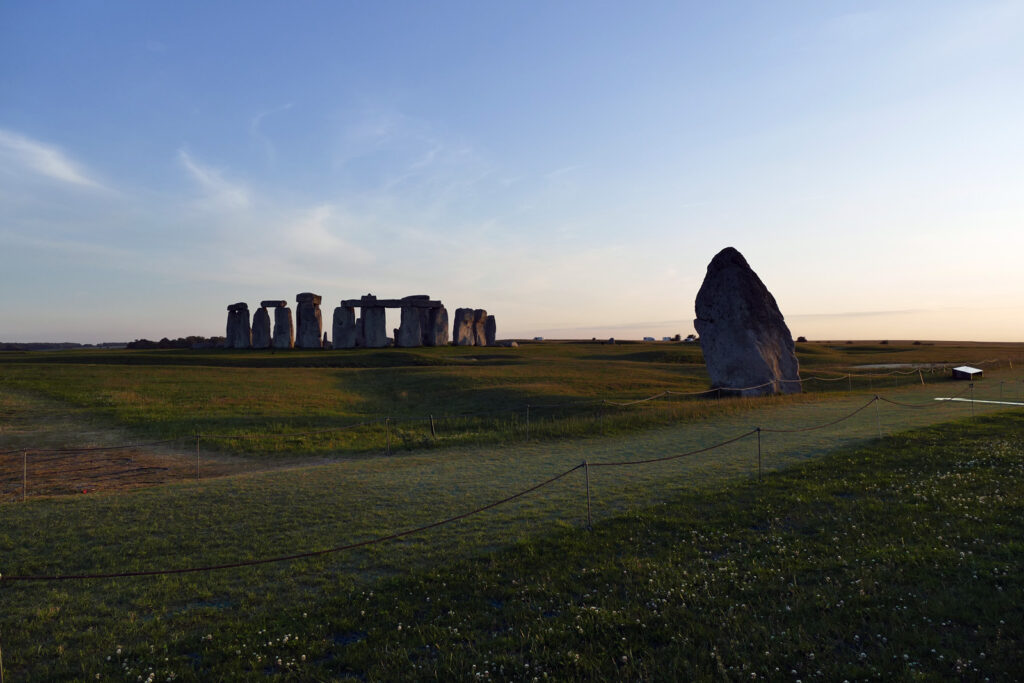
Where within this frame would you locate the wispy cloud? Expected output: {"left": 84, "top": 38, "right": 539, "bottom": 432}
{"left": 0, "top": 128, "right": 106, "bottom": 189}
{"left": 177, "top": 150, "right": 250, "bottom": 210}
{"left": 249, "top": 103, "right": 294, "bottom": 163}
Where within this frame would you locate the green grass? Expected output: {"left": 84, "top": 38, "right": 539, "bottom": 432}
{"left": 1, "top": 410, "right": 1020, "bottom": 680}
{"left": 1, "top": 341, "right": 1020, "bottom": 457}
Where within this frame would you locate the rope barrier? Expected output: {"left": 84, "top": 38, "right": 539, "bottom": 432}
{"left": 760, "top": 397, "right": 878, "bottom": 434}
{"left": 1, "top": 439, "right": 180, "bottom": 456}
{"left": 590, "top": 429, "right": 757, "bottom": 468}
{"left": 0, "top": 464, "right": 585, "bottom": 582}
{"left": 2, "top": 359, "right": 1016, "bottom": 455}
{"left": 876, "top": 383, "right": 974, "bottom": 409}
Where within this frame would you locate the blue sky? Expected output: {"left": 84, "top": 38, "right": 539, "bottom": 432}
{"left": 2, "top": 1, "right": 1022, "bottom": 343}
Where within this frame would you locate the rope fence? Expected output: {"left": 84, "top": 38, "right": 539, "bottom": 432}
{"left": 3, "top": 364, "right": 1024, "bottom": 502}
{"left": 2, "top": 377, "right": 1021, "bottom": 583}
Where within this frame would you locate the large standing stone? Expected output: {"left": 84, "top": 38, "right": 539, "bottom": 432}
{"left": 422, "top": 306, "right": 449, "bottom": 346}
{"left": 225, "top": 303, "right": 251, "bottom": 349}
{"left": 272, "top": 306, "right": 294, "bottom": 349}
{"left": 332, "top": 305, "right": 358, "bottom": 349}
{"left": 693, "top": 247, "right": 800, "bottom": 397}
{"left": 472, "top": 309, "right": 488, "bottom": 347}
{"left": 453, "top": 308, "right": 475, "bottom": 345}
{"left": 484, "top": 315, "right": 496, "bottom": 346}
{"left": 295, "top": 293, "right": 323, "bottom": 349}
{"left": 251, "top": 307, "right": 271, "bottom": 349}
{"left": 396, "top": 306, "right": 422, "bottom": 347}
{"left": 361, "top": 306, "right": 387, "bottom": 348}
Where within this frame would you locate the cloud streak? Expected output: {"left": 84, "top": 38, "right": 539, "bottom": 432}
{"left": 0, "top": 128, "right": 106, "bottom": 189}
{"left": 178, "top": 150, "right": 251, "bottom": 210}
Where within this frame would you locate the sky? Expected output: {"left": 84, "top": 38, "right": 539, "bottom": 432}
{"left": 1, "top": 1, "right": 1022, "bottom": 343}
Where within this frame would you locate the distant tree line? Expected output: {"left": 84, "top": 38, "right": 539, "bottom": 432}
{"left": 126, "top": 336, "right": 225, "bottom": 349}
{"left": 0, "top": 342, "right": 126, "bottom": 351}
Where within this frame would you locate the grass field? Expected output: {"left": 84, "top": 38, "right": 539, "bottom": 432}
{"left": 0, "top": 341, "right": 1022, "bottom": 680}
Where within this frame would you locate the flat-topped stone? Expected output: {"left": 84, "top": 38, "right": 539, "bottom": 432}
{"left": 340, "top": 296, "right": 441, "bottom": 308}
{"left": 227, "top": 302, "right": 249, "bottom": 312}
{"left": 296, "top": 292, "right": 322, "bottom": 305}
{"left": 260, "top": 300, "right": 288, "bottom": 308}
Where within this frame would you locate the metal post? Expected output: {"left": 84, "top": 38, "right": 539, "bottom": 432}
{"left": 429, "top": 414, "right": 436, "bottom": 438}
{"left": 385, "top": 417, "right": 391, "bottom": 455}
{"left": 874, "top": 396, "right": 881, "bottom": 439}
{"left": 583, "top": 461, "right": 592, "bottom": 530}
{"left": 756, "top": 428, "right": 762, "bottom": 482}
{"left": 919, "top": 369, "right": 925, "bottom": 386}
{"left": 195, "top": 434, "right": 200, "bottom": 480}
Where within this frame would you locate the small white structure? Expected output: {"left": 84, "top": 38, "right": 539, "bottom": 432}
{"left": 643, "top": 336, "right": 655, "bottom": 341}
{"left": 952, "top": 366, "right": 983, "bottom": 380}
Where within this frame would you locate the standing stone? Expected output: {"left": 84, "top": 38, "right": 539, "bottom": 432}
{"left": 453, "top": 308, "right": 475, "bottom": 345}
{"left": 472, "top": 309, "right": 488, "bottom": 347}
{"left": 422, "top": 306, "right": 449, "bottom": 346}
{"left": 251, "top": 306, "right": 271, "bottom": 349}
{"left": 396, "top": 306, "right": 423, "bottom": 347}
{"left": 225, "top": 303, "right": 251, "bottom": 349}
{"left": 272, "top": 306, "right": 294, "bottom": 349}
{"left": 322, "top": 332, "right": 329, "bottom": 349}
{"left": 484, "top": 315, "right": 496, "bottom": 346}
{"left": 332, "top": 306, "right": 358, "bottom": 349}
{"left": 361, "top": 306, "right": 387, "bottom": 348}
{"left": 693, "top": 247, "right": 800, "bottom": 397}
{"left": 295, "top": 293, "right": 323, "bottom": 349}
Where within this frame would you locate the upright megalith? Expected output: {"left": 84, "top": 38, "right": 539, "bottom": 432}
{"left": 472, "top": 310, "right": 488, "bottom": 346}
{"left": 272, "top": 305, "right": 294, "bottom": 349}
{"left": 225, "top": 303, "right": 251, "bottom": 349}
{"left": 693, "top": 247, "right": 800, "bottom": 397}
{"left": 484, "top": 315, "right": 496, "bottom": 346}
{"left": 295, "top": 293, "right": 323, "bottom": 349}
{"left": 332, "top": 305, "right": 358, "bottom": 349}
{"left": 422, "top": 306, "right": 448, "bottom": 346}
{"left": 360, "top": 295, "right": 388, "bottom": 348}
{"left": 396, "top": 305, "right": 423, "bottom": 348}
{"left": 453, "top": 308, "right": 475, "bottom": 345}
{"left": 251, "top": 306, "right": 272, "bottom": 349}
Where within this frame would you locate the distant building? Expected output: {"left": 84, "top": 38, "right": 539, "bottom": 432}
{"left": 662, "top": 337, "right": 672, "bottom": 341}
{"left": 643, "top": 336, "right": 655, "bottom": 341}
{"left": 952, "top": 366, "right": 982, "bottom": 380}
{"left": 533, "top": 336, "right": 544, "bottom": 341}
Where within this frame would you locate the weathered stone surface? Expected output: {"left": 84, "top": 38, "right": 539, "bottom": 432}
{"left": 472, "top": 310, "right": 488, "bottom": 347}
{"left": 251, "top": 307, "right": 271, "bottom": 349}
{"left": 260, "top": 300, "right": 288, "bottom": 309}
{"left": 361, "top": 306, "right": 387, "bottom": 348}
{"left": 332, "top": 306, "right": 358, "bottom": 349}
{"left": 693, "top": 247, "right": 800, "bottom": 397}
{"left": 422, "top": 306, "right": 448, "bottom": 346}
{"left": 272, "top": 306, "right": 294, "bottom": 349}
{"left": 484, "top": 315, "right": 496, "bottom": 346}
{"left": 453, "top": 308, "right": 475, "bottom": 345}
{"left": 225, "top": 305, "right": 251, "bottom": 349}
{"left": 396, "top": 306, "right": 422, "bottom": 347}
{"left": 295, "top": 293, "right": 323, "bottom": 348}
